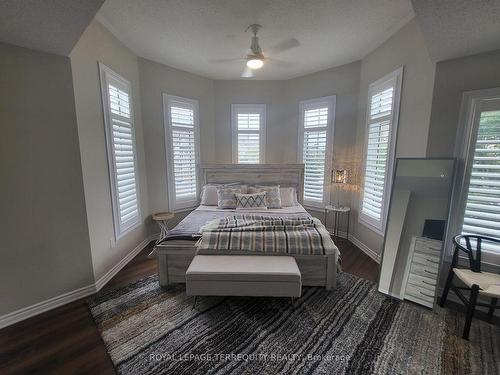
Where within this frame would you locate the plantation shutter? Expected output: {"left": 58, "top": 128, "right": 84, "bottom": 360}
{"left": 359, "top": 68, "right": 402, "bottom": 232}
{"left": 237, "top": 113, "right": 261, "bottom": 163}
{"left": 232, "top": 104, "right": 266, "bottom": 163}
{"left": 302, "top": 107, "right": 329, "bottom": 203}
{"left": 462, "top": 110, "right": 500, "bottom": 253}
{"left": 170, "top": 105, "right": 197, "bottom": 200}
{"left": 361, "top": 86, "right": 394, "bottom": 221}
{"left": 298, "top": 97, "right": 335, "bottom": 207}
{"left": 165, "top": 96, "right": 199, "bottom": 210}
{"left": 99, "top": 64, "right": 141, "bottom": 238}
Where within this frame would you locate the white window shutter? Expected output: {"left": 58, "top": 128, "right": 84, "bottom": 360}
{"left": 164, "top": 95, "right": 200, "bottom": 211}
{"left": 232, "top": 104, "right": 266, "bottom": 163}
{"left": 99, "top": 63, "right": 141, "bottom": 239}
{"left": 462, "top": 109, "right": 500, "bottom": 252}
{"left": 298, "top": 97, "right": 335, "bottom": 207}
{"left": 359, "top": 68, "right": 402, "bottom": 233}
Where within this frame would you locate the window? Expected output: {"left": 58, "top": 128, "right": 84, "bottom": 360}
{"left": 298, "top": 96, "right": 335, "bottom": 208}
{"left": 164, "top": 94, "right": 200, "bottom": 211}
{"left": 455, "top": 90, "right": 500, "bottom": 256}
{"left": 231, "top": 104, "right": 266, "bottom": 163}
{"left": 359, "top": 67, "right": 403, "bottom": 234}
{"left": 99, "top": 63, "right": 141, "bottom": 239}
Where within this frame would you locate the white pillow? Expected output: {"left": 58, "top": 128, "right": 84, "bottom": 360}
{"left": 280, "top": 187, "right": 298, "bottom": 207}
{"left": 200, "top": 183, "right": 246, "bottom": 205}
{"left": 200, "top": 184, "right": 219, "bottom": 205}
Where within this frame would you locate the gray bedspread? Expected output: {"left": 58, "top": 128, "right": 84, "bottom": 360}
{"left": 160, "top": 206, "right": 311, "bottom": 243}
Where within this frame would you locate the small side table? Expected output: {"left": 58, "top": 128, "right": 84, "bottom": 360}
{"left": 152, "top": 212, "right": 174, "bottom": 244}
{"left": 324, "top": 205, "right": 350, "bottom": 241}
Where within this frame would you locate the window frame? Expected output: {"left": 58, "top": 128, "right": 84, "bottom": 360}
{"left": 359, "top": 67, "right": 403, "bottom": 235}
{"left": 163, "top": 94, "right": 201, "bottom": 212}
{"left": 231, "top": 104, "right": 266, "bottom": 164}
{"left": 447, "top": 87, "right": 500, "bottom": 264}
{"left": 98, "top": 62, "right": 141, "bottom": 240}
{"left": 297, "top": 96, "right": 336, "bottom": 209}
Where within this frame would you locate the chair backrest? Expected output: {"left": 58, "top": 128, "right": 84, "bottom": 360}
{"left": 453, "top": 234, "right": 500, "bottom": 272}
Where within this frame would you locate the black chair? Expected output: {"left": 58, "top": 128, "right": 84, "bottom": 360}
{"left": 439, "top": 234, "right": 500, "bottom": 340}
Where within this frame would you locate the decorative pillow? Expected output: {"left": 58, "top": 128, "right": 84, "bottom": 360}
{"left": 217, "top": 187, "right": 242, "bottom": 209}
{"left": 280, "top": 187, "right": 299, "bottom": 207}
{"left": 235, "top": 192, "right": 268, "bottom": 210}
{"left": 248, "top": 185, "right": 282, "bottom": 208}
{"left": 201, "top": 183, "right": 243, "bottom": 205}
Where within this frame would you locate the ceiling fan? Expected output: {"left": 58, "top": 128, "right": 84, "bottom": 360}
{"left": 210, "top": 24, "right": 300, "bottom": 78}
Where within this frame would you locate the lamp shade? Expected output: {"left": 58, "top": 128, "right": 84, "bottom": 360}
{"left": 334, "top": 169, "right": 348, "bottom": 184}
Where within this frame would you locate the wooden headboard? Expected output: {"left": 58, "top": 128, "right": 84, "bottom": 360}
{"left": 200, "top": 164, "right": 305, "bottom": 203}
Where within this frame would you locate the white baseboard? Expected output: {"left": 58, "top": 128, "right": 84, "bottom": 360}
{"left": 0, "top": 284, "right": 96, "bottom": 329}
{"left": 94, "top": 234, "right": 156, "bottom": 291}
{"left": 350, "top": 235, "right": 381, "bottom": 264}
{"left": 0, "top": 234, "right": 156, "bottom": 329}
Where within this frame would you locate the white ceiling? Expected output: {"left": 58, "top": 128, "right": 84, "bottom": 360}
{"left": 97, "top": 0, "right": 414, "bottom": 80}
{"left": 412, "top": 0, "right": 500, "bottom": 62}
{"left": 0, "top": 0, "right": 105, "bottom": 56}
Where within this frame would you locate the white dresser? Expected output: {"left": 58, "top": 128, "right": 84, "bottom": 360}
{"left": 402, "top": 236, "right": 442, "bottom": 308}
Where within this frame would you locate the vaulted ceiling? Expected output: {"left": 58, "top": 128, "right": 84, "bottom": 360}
{"left": 97, "top": 0, "right": 415, "bottom": 80}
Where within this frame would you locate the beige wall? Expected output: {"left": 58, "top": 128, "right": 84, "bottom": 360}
{"left": 70, "top": 20, "right": 150, "bottom": 281}
{"left": 352, "top": 19, "right": 436, "bottom": 256}
{"left": 0, "top": 42, "right": 94, "bottom": 315}
{"left": 138, "top": 58, "right": 215, "bottom": 219}
{"left": 427, "top": 49, "right": 500, "bottom": 157}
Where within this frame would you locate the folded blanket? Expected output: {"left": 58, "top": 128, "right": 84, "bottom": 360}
{"left": 197, "top": 215, "right": 338, "bottom": 256}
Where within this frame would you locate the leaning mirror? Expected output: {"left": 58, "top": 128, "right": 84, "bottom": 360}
{"left": 378, "top": 158, "right": 456, "bottom": 309}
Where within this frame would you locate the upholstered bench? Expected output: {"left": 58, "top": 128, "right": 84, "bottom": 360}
{"left": 186, "top": 255, "right": 302, "bottom": 303}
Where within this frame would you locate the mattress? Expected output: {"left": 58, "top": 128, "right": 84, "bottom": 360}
{"left": 160, "top": 204, "right": 311, "bottom": 242}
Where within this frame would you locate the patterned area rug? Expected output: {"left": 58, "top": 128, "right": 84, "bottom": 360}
{"left": 88, "top": 273, "right": 499, "bottom": 374}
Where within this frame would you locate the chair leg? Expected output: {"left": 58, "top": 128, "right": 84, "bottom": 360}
{"left": 463, "top": 284, "right": 480, "bottom": 340}
{"left": 439, "top": 267, "right": 455, "bottom": 307}
{"left": 488, "top": 298, "right": 497, "bottom": 323}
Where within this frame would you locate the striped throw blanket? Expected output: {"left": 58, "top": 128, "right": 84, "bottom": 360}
{"left": 197, "top": 215, "right": 337, "bottom": 255}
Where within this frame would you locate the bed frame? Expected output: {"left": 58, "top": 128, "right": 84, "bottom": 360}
{"left": 156, "top": 164, "right": 338, "bottom": 290}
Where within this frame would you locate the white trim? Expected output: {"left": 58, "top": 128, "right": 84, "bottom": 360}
{"left": 0, "top": 235, "right": 156, "bottom": 329}
{"left": 350, "top": 235, "right": 381, "bottom": 263}
{"left": 447, "top": 87, "right": 500, "bottom": 264}
{"left": 94, "top": 235, "right": 155, "bottom": 291}
{"left": 297, "top": 95, "right": 336, "bottom": 208}
{"left": 98, "top": 62, "right": 142, "bottom": 240}
{"left": 231, "top": 104, "right": 267, "bottom": 164}
{"left": 359, "top": 67, "right": 403, "bottom": 235}
{"left": 163, "top": 94, "right": 201, "bottom": 211}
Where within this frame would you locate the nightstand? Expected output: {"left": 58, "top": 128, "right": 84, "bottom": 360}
{"left": 152, "top": 212, "right": 174, "bottom": 244}
{"left": 324, "top": 205, "right": 350, "bottom": 240}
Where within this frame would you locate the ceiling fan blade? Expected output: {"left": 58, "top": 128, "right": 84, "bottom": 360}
{"left": 268, "top": 38, "right": 300, "bottom": 54}
{"left": 208, "top": 57, "right": 244, "bottom": 63}
{"left": 241, "top": 66, "right": 254, "bottom": 78}
{"left": 267, "top": 58, "right": 293, "bottom": 67}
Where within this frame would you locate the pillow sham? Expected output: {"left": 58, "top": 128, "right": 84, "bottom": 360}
{"left": 201, "top": 183, "right": 244, "bottom": 205}
{"left": 248, "top": 185, "right": 282, "bottom": 208}
{"left": 280, "top": 187, "right": 299, "bottom": 207}
{"left": 217, "top": 187, "right": 242, "bottom": 209}
{"left": 235, "top": 192, "right": 267, "bottom": 210}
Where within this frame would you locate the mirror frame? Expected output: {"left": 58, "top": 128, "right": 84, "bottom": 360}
{"left": 376, "top": 157, "right": 457, "bottom": 309}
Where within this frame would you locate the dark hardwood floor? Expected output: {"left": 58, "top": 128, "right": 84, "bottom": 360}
{"left": 0, "top": 239, "right": 378, "bottom": 374}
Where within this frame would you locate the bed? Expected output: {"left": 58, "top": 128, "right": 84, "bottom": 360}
{"left": 155, "top": 164, "right": 339, "bottom": 290}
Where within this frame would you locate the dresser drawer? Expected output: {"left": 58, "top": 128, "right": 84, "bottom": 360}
{"left": 409, "top": 262, "right": 439, "bottom": 279}
{"left": 411, "top": 253, "right": 440, "bottom": 270}
{"left": 414, "top": 238, "right": 442, "bottom": 252}
{"left": 407, "top": 273, "right": 437, "bottom": 291}
{"left": 405, "top": 283, "right": 435, "bottom": 307}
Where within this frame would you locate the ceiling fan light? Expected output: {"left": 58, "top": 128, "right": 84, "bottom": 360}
{"left": 247, "top": 58, "right": 264, "bottom": 69}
